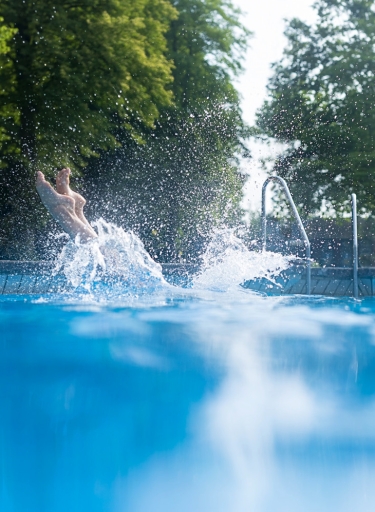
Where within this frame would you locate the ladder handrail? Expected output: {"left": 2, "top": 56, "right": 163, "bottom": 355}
{"left": 261, "top": 176, "right": 311, "bottom": 295}
{"left": 352, "top": 193, "right": 359, "bottom": 299}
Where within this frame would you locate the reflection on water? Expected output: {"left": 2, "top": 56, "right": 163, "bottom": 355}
{"left": 1, "top": 295, "right": 375, "bottom": 511}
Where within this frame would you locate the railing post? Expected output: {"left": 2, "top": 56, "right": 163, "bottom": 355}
{"left": 352, "top": 193, "right": 359, "bottom": 299}
{"left": 261, "top": 176, "right": 311, "bottom": 295}
{"left": 306, "top": 244, "right": 311, "bottom": 296}
{"left": 261, "top": 183, "right": 267, "bottom": 252}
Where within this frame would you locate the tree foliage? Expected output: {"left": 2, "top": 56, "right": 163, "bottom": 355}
{"left": 0, "top": 0, "right": 176, "bottom": 169}
{"left": 0, "top": 0, "right": 250, "bottom": 260}
{"left": 167, "top": 0, "right": 247, "bottom": 107}
{"left": 82, "top": 0, "right": 250, "bottom": 261}
{"left": 0, "top": 16, "right": 16, "bottom": 147}
{"left": 0, "top": 0, "right": 177, "bottom": 257}
{"left": 257, "top": 0, "right": 375, "bottom": 215}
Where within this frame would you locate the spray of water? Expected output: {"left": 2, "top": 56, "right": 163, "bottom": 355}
{"left": 193, "top": 228, "right": 292, "bottom": 291}
{"left": 54, "top": 218, "right": 166, "bottom": 293}
{"left": 53, "top": 222, "right": 291, "bottom": 297}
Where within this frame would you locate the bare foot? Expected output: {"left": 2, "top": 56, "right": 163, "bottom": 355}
{"left": 36, "top": 171, "right": 97, "bottom": 242}
{"left": 55, "top": 168, "right": 90, "bottom": 226}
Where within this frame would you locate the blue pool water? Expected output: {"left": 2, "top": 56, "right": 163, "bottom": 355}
{"left": 1, "top": 289, "right": 375, "bottom": 512}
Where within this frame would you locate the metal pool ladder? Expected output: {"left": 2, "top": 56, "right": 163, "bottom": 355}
{"left": 262, "top": 176, "right": 311, "bottom": 295}
{"left": 352, "top": 193, "right": 359, "bottom": 299}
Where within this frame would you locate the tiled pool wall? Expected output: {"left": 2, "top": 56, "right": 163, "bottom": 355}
{"left": 243, "top": 266, "right": 375, "bottom": 297}
{"left": 0, "top": 261, "right": 198, "bottom": 295}
{"left": 1, "top": 261, "right": 375, "bottom": 297}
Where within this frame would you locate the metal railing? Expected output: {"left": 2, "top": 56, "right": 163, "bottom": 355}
{"left": 261, "top": 176, "right": 311, "bottom": 295}
{"left": 352, "top": 193, "right": 359, "bottom": 299}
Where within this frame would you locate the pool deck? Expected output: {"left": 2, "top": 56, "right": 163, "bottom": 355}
{"left": 0, "top": 261, "right": 374, "bottom": 297}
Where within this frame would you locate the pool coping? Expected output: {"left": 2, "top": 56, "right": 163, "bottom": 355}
{"left": 0, "top": 260, "right": 200, "bottom": 275}
{"left": 1, "top": 261, "right": 375, "bottom": 296}
{"left": 0, "top": 261, "right": 200, "bottom": 295}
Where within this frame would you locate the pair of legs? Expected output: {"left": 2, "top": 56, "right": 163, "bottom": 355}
{"left": 36, "top": 168, "right": 97, "bottom": 242}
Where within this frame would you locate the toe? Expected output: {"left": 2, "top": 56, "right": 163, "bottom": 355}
{"left": 36, "top": 171, "right": 45, "bottom": 183}
{"left": 56, "top": 168, "right": 71, "bottom": 194}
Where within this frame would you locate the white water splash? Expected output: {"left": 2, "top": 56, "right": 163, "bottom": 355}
{"left": 193, "top": 229, "right": 292, "bottom": 291}
{"left": 53, "top": 222, "right": 292, "bottom": 296}
{"left": 54, "top": 218, "right": 166, "bottom": 292}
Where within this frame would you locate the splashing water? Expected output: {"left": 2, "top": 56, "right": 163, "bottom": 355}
{"left": 54, "top": 218, "right": 166, "bottom": 293}
{"left": 53, "top": 222, "right": 292, "bottom": 296}
{"left": 193, "top": 228, "right": 292, "bottom": 291}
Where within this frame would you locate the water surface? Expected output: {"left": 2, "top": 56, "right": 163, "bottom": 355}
{"left": 1, "top": 291, "right": 374, "bottom": 512}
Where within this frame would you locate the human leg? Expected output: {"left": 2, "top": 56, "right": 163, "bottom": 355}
{"left": 55, "top": 168, "right": 92, "bottom": 227}
{"left": 36, "top": 171, "right": 97, "bottom": 242}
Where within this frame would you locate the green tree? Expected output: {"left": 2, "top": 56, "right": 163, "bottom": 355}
{"left": 257, "top": 0, "right": 375, "bottom": 215}
{"left": 0, "top": 0, "right": 177, "bottom": 167}
{"left": 0, "top": 0, "right": 176, "bottom": 257}
{"left": 167, "top": 0, "right": 247, "bottom": 108}
{"left": 83, "top": 0, "right": 251, "bottom": 261}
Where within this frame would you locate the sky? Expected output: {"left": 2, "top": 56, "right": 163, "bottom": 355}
{"left": 232, "top": 0, "right": 316, "bottom": 124}
{"left": 230, "top": 0, "right": 317, "bottom": 213}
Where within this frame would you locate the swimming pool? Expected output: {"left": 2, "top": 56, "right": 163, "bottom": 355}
{"left": 1, "top": 289, "right": 375, "bottom": 512}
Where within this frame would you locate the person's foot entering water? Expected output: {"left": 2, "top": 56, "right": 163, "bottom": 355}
{"left": 36, "top": 168, "right": 97, "bottom": 242}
